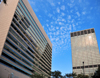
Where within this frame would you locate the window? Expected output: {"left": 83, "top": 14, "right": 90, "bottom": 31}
{"left": 77, "top": 66, "right": 80, "bottom": 69}
{"left": 81, "top": 31, "right": 83, "bottom": 35}
{"left": 89, "top": 65, "right": 93, "bottom": 68}
{"left": 84, "top": 30, "right": 87, "bottom": 34}
{"left": 77, "top": 32, "right": 80, "bottom": 36}
{"left": 91, "top": 29, "right": 94, "bottom": 33}
{"left": 74, "top": 32, "right": 77, "bottom": 36}
{"left": 71, "top": 33, "right": 73, "bottom": 37}
{"left": 88, "top": 30, "right": 90, "bottom": 34}
{"left": 94, "top": 65, "right": 97, "bottom": 67}
{"left": 73, "top": 67, "right": 76, "bottom": 69}
{"left": 81, "top": 66, "right": 84, "bottom": 69}
{"left": 85, "top": 66, "right": 88, "bottom": 68}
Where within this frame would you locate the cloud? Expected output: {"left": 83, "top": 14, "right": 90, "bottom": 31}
{"left": 71, "top": 19, "right": 74, "bottom": 23}
{"left": 56, "top": 16, "right": 63, "bottom": 22}
{"left": 56, "top": 31, "right": 60, "bottom": 35}
{"left": 56, "top": 38, "right": 59, "bottom": 41}
{"left": 51, "top": 22, "right": 53, "bottom": 24}
{"left": 49, "top": 28, "right": 55, "bottom": 31}
{"left": 39, "top": 15, "right": 41, "bottom": 17}
{"left": 50, "top": 37, "right": 55, "bottom": 41}
{"left": 47, "top": 0, "right": 55, "bottom": 6}
{"left": 34, "top": 9, "right": 38, "bottom": 12}
{"left": 68, "top": 15, "right": 71, "bottom": 19}
{"left": 72, "top": 24, "right": 75, "bottom": 28}
{"left": 56, "top": 27, "right": 59, "bottom": 29}
{"left": 76, "top": 23, "right": 78, "bottom": 25}
{"left": 79, "top": 0, "right": 82, "bottom": 3}
{"left": 76, "top": 12, "right": 80, "bottom": 17}
{"left": 46, "top": 24, "right": 49, "bottom": 27}
{"left": 59, "top": 22, "right": 63, "bottom": 25}
{"left": 62, "top": 19, "right": 66, "bottom": 22}
{"left": 71, "top": 0, "right": 74, "bottom": 3}
{"left": 48, "top": 13, "right": 52, "bottom": 18}
{"left": 90, "top": 7, "right": 93, "bottom": 10}
{"left": 58, "top": 2, "right": 60, "bottom": 5}
{"left": 51, "top": 3, "right": 55, "bottom": 6}
{"left": 62, "top": 0, "right": 64, "bottom": 2}
{"left": 46, "top": 20, "right": 49, "bottom": 22}
{"left": 67, "top": 3, "right": 74, "bottom": 8}
{"left": 57, "top": 7, "right": 60, "bottom": 13}
{"left": 61, "top": 12, "right": 65, "bottom": 16}
{"left": 72, "top": 24, "right": 76, "bottom": 30}
{"left": 68, "top": 20, "right": 71, "bottom": 23}
{"left": 52, "top": 17, "right": 56, "bottom": 20}
{"left": 60, "top": 27, "right": 65, "bottom": 30}
{"left": 82, "top": 11, "right": 86, "bottom": 15}
{"left": 61, "top": 5, "right": 65, "bottom": 10}
{"left": 68, "top": 25, "right": 72, "bottom": 30}
{"left": 87, "top": 16, "right": 92, "bottom": 19}
{"left": 31, "top": 1, "right": 35, "bottom": 5}
{"left": 70, "top": 10, "right": 73, "bottom": 13}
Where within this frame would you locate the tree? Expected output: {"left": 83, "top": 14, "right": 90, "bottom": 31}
{"left": 66, "top": 72, "right": 76, "bottom": 78}
{"left": 92, "top": 66, "right": 100, "bottom": 78}
{"left": 51, "top": 70, "right": 62, "bottom": 78}
{"left": 65, "top": 72, "right": 89, "bottom": 78}
{"left": 66, "top": 73, "right": 72, "bottom": 78}
{"left": 77, "top": 74, "right": 89, "bottom": 78}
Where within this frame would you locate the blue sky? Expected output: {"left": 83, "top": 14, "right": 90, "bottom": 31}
{"left": 28, "top": 0, "right": 100, "bottom": 75}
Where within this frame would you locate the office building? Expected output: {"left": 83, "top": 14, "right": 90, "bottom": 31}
{"left": 71, "top": 28, "right": 100, "bottom": 77}
{"left": 0, "top": 0, "right": 52, "bottom": 78}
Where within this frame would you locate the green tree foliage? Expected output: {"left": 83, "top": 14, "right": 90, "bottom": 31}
{"left": 92, "top": 66, "right": 100, "bottom": 78}
{"left": 66, "top": 72, "right": 76, "bottom": 78}
{"left": 66, "top": 72, "right": 89, "bottom": 78}
{"left": 51, "top": 70, "right": 62, "bottom": 78}
{"left": 76, "top": 74, "right": 89, "bottom": 78}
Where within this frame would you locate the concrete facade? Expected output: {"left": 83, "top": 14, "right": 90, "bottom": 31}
{"left": 0, "top": 0, "right": 52, "bottom": 78}
{"left": 71, "top": 28, "right": 100, "bottom": 77}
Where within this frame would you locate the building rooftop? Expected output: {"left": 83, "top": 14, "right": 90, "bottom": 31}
{"left": 70, "top": 28, "right": 95, "bottom": 37}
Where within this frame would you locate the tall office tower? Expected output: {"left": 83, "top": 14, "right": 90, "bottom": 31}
{"left": 71, "top": 28, "right": 100, "bottom": 77}
{"left": 0, "top": 0, "right": 52, "bottom": 78}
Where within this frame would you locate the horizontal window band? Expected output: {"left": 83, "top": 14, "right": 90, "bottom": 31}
{"left": 71, "top": 28, "right": 94, "bottom": 37}
{"left": 73, "top": 64, "right": 99, "bottom": 69}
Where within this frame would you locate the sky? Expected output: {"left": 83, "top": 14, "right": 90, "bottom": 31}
{"left": 28, "top": 0, "right": 100, "bottom": 76}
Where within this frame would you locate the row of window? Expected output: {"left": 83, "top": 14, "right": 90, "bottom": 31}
{"left": 73, "top": 64, "right": 99, "bottom": 69}
{"left": 0, "top": 0, "right": 52, "bottom": 77}
{"left": 13, "top": 13, "right": 51, "bottom": 76}
{"left": 15, "top": 1, "right": 52, "bottom": 75}
{"left": 71, "top": 29, "right": 95, "bottom": 37}
{"left": 19, "top": 0, "right": 47, "bottom": 45}
{"left": 15, "top": 7, "right": 44, "bottom": 54}
{"left": 18, "top": 0, "right": 47, "bottom": 54}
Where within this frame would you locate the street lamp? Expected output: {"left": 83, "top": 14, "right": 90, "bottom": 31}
{"left": 82, "top": 61, "right": 84, "bottom": 75}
